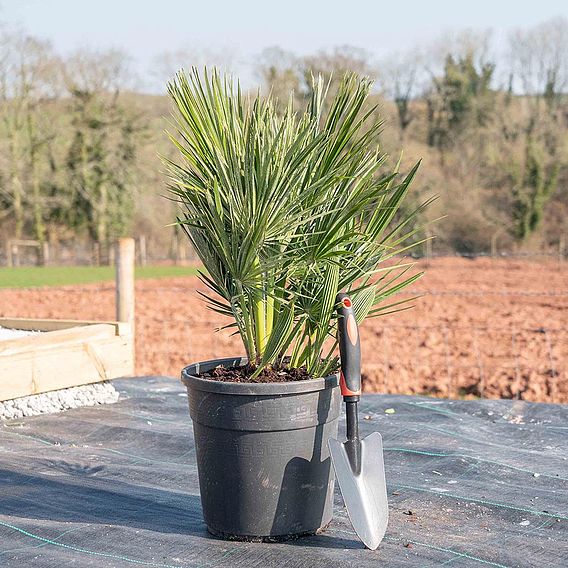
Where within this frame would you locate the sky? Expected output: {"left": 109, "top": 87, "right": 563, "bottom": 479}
{"left": 2, "top": 0, "right": 568, "bottom": 91}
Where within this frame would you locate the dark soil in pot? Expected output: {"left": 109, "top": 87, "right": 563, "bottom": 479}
{"left": 200, "top": 362, "right": 312, "bottom": 383}
{"left": 181, "top": 356, "right": 341, "bottom": 541}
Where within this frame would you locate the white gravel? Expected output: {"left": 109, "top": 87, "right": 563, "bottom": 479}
{"left": 0, "top": 382, "right": 120, "bottom": 420}
{"left": 1, "top": 327, "right": 119, "bottom": 419}
{"left": 0, "top": 326, "right": 42, "bottom": 340}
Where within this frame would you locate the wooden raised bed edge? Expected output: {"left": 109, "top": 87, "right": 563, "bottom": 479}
{"left": 0, "top": 317, "right": 134, "bottom": 402}
{"left": 0, "top": 238, "right": 137, "bottom": 402}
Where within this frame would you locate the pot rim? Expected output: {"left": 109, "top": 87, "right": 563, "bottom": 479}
{"left": 181, "top": 356, "right": 339, "bottom": 395}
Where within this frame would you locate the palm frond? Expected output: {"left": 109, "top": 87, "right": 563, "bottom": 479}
{"left": 166, "top": 67, "right": 428, "bottom": 375}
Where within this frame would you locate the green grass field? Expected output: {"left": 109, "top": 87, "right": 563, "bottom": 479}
{"left": 0, "top": 265, "right": 200, "bottom": 289}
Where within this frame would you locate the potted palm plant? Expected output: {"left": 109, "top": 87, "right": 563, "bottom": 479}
{"left": 166, "top": 68, "right": 427, "bottom": 541}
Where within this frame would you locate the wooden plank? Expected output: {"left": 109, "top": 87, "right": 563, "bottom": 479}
{"left": 0, "top": 320, "right": 134, "bottom": 402}
{"left": 0, "top": 317, "right": 127, "bottom": 335}
{"left": 0, "top": 324, "right": 116, "bottom": 356}
{"left": 1, "top": 318, "right": 93, "bottom": 333}
{"left": 0, "top": 237, "right": 137, "bottom": 401}
{"left": 0, "top": 332, "right": 134, "bottom": 401}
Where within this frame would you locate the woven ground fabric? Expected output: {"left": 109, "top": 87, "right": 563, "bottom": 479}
{"left": 1, "top": 376, "right": 567, "bottom": 567}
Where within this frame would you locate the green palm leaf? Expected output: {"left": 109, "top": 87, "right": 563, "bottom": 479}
{"left": 166, "top": 67, "right": 429, "bottom": 376}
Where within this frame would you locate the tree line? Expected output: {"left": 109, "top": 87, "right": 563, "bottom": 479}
{"left": 0, "top": 17, "right": 566, "bottom": 263}
{"left": 0, "top": 30, "right": 143, "bottom": 262}
{"left": 255, "top": 18, "right": 568, "bottom": 253}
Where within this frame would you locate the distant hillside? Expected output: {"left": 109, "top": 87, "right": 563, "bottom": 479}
{"left": 1, "top": 32, "right": 567, "bottom": 262}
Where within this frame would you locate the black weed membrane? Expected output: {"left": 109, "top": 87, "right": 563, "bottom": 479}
{"left": 0, "top": 377, "right": 567, "bottom": 567}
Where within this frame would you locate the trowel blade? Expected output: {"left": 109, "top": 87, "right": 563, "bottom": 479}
{"left": 328, "top": 431, "right": 388, "bottom": 550}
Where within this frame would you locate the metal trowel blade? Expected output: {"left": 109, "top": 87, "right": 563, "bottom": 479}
{"left": 328, "top": 431, "right": 388, "bottom": 550}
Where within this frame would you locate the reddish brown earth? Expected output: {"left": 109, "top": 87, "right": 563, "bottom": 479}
{"left": 1, "top": 257, "right": 566, "bottom": 403}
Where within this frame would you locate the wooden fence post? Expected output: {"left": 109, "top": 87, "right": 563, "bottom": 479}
{"left": 11, "top": 241, "right": 19, "bottom": 267}
{"left": 138, "top": 235, "right": 147, "bottom": 266}
{"left": 7, "top": 239, "right": 13, "bottom": 267}
{"left": 116, "top": 238, "right": 135, "bottom": 333}
{"left": 491, "top": 232, "right": 498, "bottom": 257}
{"left": 108, "top": 245, "right": 116, "bottom": 267}
{"left": 92, "top": 241, "right": 100, "bottom": 266}
{"left": 41, "top": 241, "right": 50, "bottom": 266}
{"left": 172, "top": 230, "right": 179, "bottom": 265}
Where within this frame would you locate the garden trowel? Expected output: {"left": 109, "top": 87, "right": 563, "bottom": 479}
{"left": 328, "top": 293, "right": 388, "bottom": 550}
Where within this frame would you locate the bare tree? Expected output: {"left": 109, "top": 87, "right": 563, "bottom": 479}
{"left": 379, "top": 48, "right": 424, "bottom": 140}
{"left": 255, "top": 46, "right": 300, "bottom": 107}
{"left": 509, "top": 17, "right": 568, "bottom": 103}
{"left": 501, "top": 18, "right": 568, "bottom": 240}
{"left": 0, "top": 27, "right": 59, "bottom": 249}
{"left": 151, "top": 46, "right": 237, "bottom": 91}
{"left": 62, "top": 47, "right": 133, "bottom": 95}
{"left": 423, "top": 28, "right": 494, "bottom": 79}
{"left": 302, "top": 45, "right": 377, "bottom": 79}
{"left": 300, "top": 45, "right": 378, "bottom": 98}
{"left": 61, "top": 48, "right": 143, "bottom": 257}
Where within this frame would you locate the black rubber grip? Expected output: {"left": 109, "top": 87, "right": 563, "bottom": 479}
{"left": 336, "top": 292, "right": 361, "bottom": 401}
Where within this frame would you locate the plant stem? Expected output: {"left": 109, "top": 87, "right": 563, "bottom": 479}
{"left": 289, "top": 323, "right": 308, "bottom": 368}
{"left": 235, "top": 282, "right": 256, "bottom": 361}
{"left": 252, "top": 257, "right": 267, "bottom": 361}
{"left": 266, "top": 277, "right": 275, "bottom": 338}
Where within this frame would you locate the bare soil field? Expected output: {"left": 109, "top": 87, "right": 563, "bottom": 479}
{"left": 1, "top": 257, "right": 566, "bottom": 403}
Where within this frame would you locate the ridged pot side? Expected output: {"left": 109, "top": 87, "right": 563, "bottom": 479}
{"left": 182, "top": 357, "right": 341, "bottom": 540}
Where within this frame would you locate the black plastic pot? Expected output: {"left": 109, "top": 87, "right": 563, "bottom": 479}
{"left": 181, "top": 357, "right": 341, "bottom": 541}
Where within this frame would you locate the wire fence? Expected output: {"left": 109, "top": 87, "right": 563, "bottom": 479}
{"left": 130, "top": 276, "right": 567, "bottom": 403}
{"left": 1, "top": 233, "right": 567, "bottom": 267}
{"left": 134, "top": 314, "right": 567, "bottom": 403}
{"left": 1, "top": 256, "right": 566, "bottom": 404}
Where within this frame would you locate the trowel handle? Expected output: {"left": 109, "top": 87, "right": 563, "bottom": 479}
{"left": 336, "top": 293, "right": 361, "bottom": 401}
